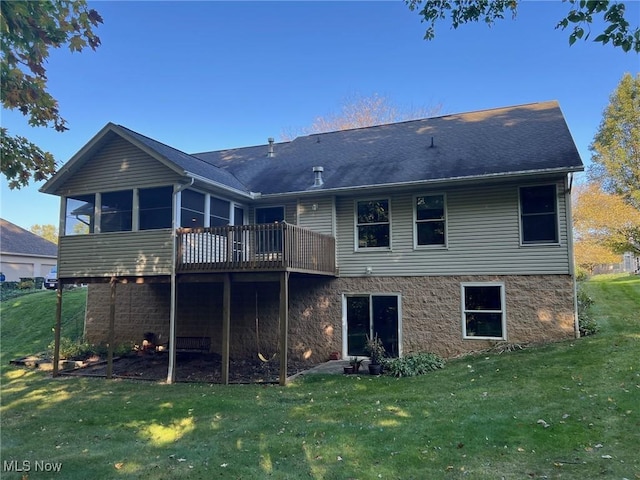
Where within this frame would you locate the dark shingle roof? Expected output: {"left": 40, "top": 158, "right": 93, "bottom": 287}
{"left": 0, "top": 219, "right": 58, "bottom": 257}
{"left": 116, "top": 125, "right": 249, "bottom": 193}
{"left": 193, "top": 101, "right": 583, "bottom": 195}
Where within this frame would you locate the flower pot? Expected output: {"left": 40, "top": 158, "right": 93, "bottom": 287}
{"left": 368, "top": 363, "right": 382, "bottom": 375}
{"left": 343, "top": 366, "right": 354, "bottom": 374}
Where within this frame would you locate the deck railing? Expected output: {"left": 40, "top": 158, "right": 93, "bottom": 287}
{"left": 177, "top": 223, "right": 336, "bottom": 275}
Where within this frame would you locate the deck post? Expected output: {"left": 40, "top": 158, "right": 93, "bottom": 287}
{"left": 221, "top": 273, "right": 231, "bottom": 384}
{"left": 52, "top": 283, "right": 63, "bottom": 377}
{"left": 279, "top": 271, "right": 289, "bottom": 386}
{"left": 106, "top": 276, "right": 116, "bottom": 379}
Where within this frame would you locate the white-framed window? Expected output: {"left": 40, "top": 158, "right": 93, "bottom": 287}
{"left": 461, "top": 282, "right": 506, "bottom": 340}
{"left": 519, "top": 184, "right": 559, "bottom": 245}
{"left": 414, "top": 193, "right": 446, "bottom": 247}
{"left": 355, "top": 198, "right": 391, "bottom": 250}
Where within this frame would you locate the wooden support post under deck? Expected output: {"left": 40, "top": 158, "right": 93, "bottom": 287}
{"left": 221, "top": 273, "right": 231, "bottom": 385}
{"left": 52, "top": 284, "right": 63, "bottom": 377}
{"left": 106, "top": 277, "right": 116, "bottom": 379}
{"left": 279, "top": 271, "right": 289, "bottom": 386}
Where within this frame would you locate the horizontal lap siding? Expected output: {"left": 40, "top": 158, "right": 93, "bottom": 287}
{"left": 297, "top": 196, "right": 335, "bottom": 236}
{"left": 58, "top": 230, "right": 174, "bottom": 278}
{"left": 336, "top": 179, "right": 570, "bottom": 276}
{"left": 57, "top": 136, "right": 181, "bottom": 195}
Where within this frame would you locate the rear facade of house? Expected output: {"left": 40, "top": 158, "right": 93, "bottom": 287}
{"left": 41, "top": 101, "right": 584, "bottom": 375}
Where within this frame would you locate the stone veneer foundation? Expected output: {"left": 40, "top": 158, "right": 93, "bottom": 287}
{"left": 83, "top": 274, "right": 577, "bottom": 364}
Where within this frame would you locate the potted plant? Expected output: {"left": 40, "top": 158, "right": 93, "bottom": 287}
{"left": 349, "top": 356, "right": 364, "bottom": 374}
{"left": 365, "top": 334, "right": 385, "bottom": 375}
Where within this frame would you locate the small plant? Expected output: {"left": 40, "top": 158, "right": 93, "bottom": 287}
{"left": 382, "top": 352, "right": 445, "bottom": 377}
{"left": 577, "top": 286, "right": 599, "bottom": 336}
{"left": 349, "top": 356, "right": 364, "bottom": 372}
{"left": 364, "top": 334, "right": 385, "bottom": 365}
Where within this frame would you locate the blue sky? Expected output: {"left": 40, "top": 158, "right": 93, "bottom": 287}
{"left": 1, "top": 0, "right": 638, "bottom": 231}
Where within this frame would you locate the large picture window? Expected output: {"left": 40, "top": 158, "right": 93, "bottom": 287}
{"left": 101, "top": 190, "right": 133, "bottom": 233}
{"left": 462, "top": 283, "right": 506, "bottom": 340}
{"left": 415, "top": 194, "right": 446, "bottom": 246}
{"left": 356, "top": 199, "right": 390, "bottom": 249}
{"left": 139, "top": 186, "right": 172, "bottom": 230}
{"left": 520, "top": 185, "right": 558, "bottom": 244}
{"left": 65, "top": 195, "right": 95, "bottom": 235}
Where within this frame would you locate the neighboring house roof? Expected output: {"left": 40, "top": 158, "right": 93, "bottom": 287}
{"left": 41, "top": 101, "right": 583, "bottom": 198}
{"left": 0, "top": 219, "right": 58, "bottom": 258}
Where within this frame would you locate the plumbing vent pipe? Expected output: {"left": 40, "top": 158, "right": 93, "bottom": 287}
{"left": 312, "top": 166, "right": 324, "bottom": 186}
{"left": 267, "top": 138, "right": 275, "bottom": 157}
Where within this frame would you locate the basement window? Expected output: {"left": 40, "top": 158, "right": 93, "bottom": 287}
{"left": 461, "top": 283, "right": 506, "bottom": 340}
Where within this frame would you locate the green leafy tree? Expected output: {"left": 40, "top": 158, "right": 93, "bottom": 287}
{"left": 30, "top": 224, "right": 58, "bottom": 244}
{"left": 1, "top": 0, "right": 103, "bottom": 189}
{"left": 405, "top": 0, "right": 640, "bottom": 52}
{"left": 588, "top": 73, "right": 640, "bottom": 209}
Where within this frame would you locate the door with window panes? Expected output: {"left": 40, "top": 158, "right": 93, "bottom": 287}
{"left": 345, "top": 295, "right": 399, "bottom": 357}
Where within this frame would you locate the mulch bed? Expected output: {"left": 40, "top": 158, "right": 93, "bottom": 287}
{"left": 58, "top": 352, "right": 314, "bottom": 384}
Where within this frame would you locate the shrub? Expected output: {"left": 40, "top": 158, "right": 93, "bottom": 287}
{"left": 577, "top": 286, "right": 599, "bottom": 336}
{"left": 382, "top": 352, "right": 445, "bottom": 377}
{"left": 48, "top": 337, "right": 92, "bottom": 360}
{"left": 575, "top": 267, "right": 590, "bottom": 282}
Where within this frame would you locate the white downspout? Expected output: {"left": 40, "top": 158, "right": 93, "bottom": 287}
{"left": 565, "top": 173, "right": 580, "bottom": 338}
{"left": 167, "top": 178, "right": 194, "bottom": 384}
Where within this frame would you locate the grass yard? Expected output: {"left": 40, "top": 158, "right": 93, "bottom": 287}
{"left": 1, "top": 276, "right": 639, "bottom": 479}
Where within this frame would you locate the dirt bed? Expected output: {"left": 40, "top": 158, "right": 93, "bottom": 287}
{"left": 62, "top": 352, "right": 314, "bottom": 384}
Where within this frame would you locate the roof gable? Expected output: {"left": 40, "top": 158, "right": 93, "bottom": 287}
{"left": 0, "top": 219, "right": 58, "bottom": 257}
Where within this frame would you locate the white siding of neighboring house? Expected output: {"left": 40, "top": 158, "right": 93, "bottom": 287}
{"left": 335, "top": 178, "right": 571, "bottom": 276}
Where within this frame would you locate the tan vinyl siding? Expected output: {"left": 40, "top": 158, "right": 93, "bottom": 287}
{"left": 336, "top": 179, "right": 571, "bottom": 276}
{"left": 55, "top": 136, "right": 181, "bottom": 195}
{"left": 297, "top": 196, "right": 335, "bottom": 236}
{"left": 58, "top": 229, "right": 173, "bottom": 278}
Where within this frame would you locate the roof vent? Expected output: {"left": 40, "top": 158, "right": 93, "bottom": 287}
{"left": 312, "top": 166, "right": 324, "bottom": 187}
{"left": 267, "top": 138, "right": 275, "bottom": 157}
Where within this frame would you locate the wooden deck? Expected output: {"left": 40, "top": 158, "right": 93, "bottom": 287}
{"left": 176, "top": 223, "right": 336, "bottom": 275}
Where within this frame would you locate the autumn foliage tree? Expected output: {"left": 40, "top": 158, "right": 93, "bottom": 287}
{"left": 572, "top": 183, "right": 640, "bottom": 272}
{"left": 281, "top": 93, "right": 442, "bottom": 140}
{"left": 30, "top": 224, "right": 59, "bottom": 244}
{"left": 1, "top": 0, "right": 103, "bottom": 189}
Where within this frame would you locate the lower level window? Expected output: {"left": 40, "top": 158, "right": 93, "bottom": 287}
{"left": 461, "top": 283, "right": 505, "bottom": 339}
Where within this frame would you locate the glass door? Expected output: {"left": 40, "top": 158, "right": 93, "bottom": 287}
{"left": 345, "top": 294, "right": 399, "bottom": 357}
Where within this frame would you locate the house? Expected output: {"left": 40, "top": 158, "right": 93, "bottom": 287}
{"left": 40, "top": 101, "right": 584, "bottom": 384}
{"left": 0, "top": 218, "right": 57, "bottom": 283}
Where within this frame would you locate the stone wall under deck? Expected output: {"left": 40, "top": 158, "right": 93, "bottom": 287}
{"left": 83, "top": 274, "right": 577, "bottom": 363}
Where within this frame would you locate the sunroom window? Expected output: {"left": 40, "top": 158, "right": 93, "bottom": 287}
{"left": 181, "top": 189, "right": 205, "bottom": 228}
{"left": 140, "top": 186, "right": 173, "bottom": 230}
{"left": 65, "top": 195, "right": 95, "bottom": 235}
{"left": 210, "top": 196, "right": 231, "bottom": 227}
{"left": 356, "top": 199, "right": 390, "bottom": 249}
{"left": 101, "top": 190, "right": 133, "bottom": 233}
{"left": 415, "top": 194, "right": 446, "bottom": 246}
{"left": 462, "top": 283, "right": 506, "bottom": 340}
{"left": 520, "top": 185, "right": 558, "bottom": 244}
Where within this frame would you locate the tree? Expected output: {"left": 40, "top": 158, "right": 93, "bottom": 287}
{"left": 588, "top": 73, "right": 640, "bottom": 209}
{"left": 1, "top": 0, "right": 103, "bottom": 189}
{"left": 405, "top": 0, "right": 640, "bottom": 52}
{"left": 572, "top": 183, "right": 640, "bottom": 272}
{"left": 281, "top": 93, "right": 442, "bottom": 140}
{"left": 30, "top": 224, "right": 58, "bottom": 244}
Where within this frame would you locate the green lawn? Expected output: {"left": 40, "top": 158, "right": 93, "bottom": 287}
{"left": 1, "top": 276, "right": 638, "bottom": 479}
